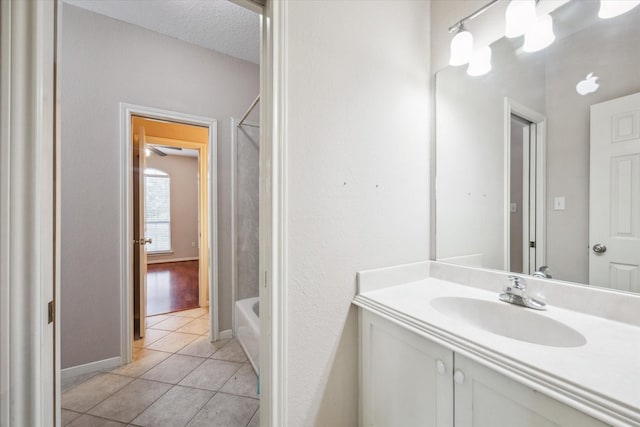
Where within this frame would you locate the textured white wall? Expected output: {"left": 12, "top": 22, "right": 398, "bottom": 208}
{"left": 60, "top": 4, "right": 258, "bottom": 368}
{"left": 283, "top": 1, "right": 430, "bottom": 424}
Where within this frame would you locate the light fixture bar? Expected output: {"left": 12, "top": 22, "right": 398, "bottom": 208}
{"left": 448, "top": 0, "right": 500, "bottom": 33}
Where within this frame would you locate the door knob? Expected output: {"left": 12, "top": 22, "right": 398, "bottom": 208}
{"left": 139, "top": 238, "right": 153, "bottom": 246}
{"left": 436, "top": 359, "right": 446, "bottom": 375}
{"left": 592, "top": 243, "right": 606, "bottom": 254}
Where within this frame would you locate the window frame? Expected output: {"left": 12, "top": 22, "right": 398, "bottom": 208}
{"left": 144, "top": 168, "right": 172, "bottom": 254}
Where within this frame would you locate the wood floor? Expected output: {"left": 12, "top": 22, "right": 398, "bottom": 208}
{"left": 147, "top": 260, "right": 199, "bottom": 316}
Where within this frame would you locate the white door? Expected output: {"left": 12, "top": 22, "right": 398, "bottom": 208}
{"left": 135, "top": 125, "right": 149, "bottom": 333}
{"left": 590, "top": 92, "right": 640, "bottom": 292}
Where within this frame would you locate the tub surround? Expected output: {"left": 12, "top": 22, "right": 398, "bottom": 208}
{"left": 354, "top": 261, "right": 640, "bottom": 427}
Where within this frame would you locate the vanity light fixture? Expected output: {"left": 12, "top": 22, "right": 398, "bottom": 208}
{"left": 145, "top": 147, "right": 151, "bottom": 157}
{"left": 505, "top": 0, "right": 537, "bottom": 38}
{"left": 448, "top": 0, "right": 499, "bottom": 66}
{"left": 522, "top": 14, "right": 555, "bottom": 52}
{"left": 449, "top": 26, "right": 474, "bottom": 66}
{"left": 598, "top": 0, "right": 640, "bottom": 19}
{"left": 467, "top": 46, "right": 492, "bottom": 76}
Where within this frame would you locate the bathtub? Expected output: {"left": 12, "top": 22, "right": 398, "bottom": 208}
{"left": 235, "top": 297, "right": 259, "bottom": 374}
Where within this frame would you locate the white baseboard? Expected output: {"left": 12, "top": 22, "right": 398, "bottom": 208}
{"left": 219, "top": 329, "right": 233, "bottom": 340}
{"left": 147, "top": 257, "right": 199, "bottom": 265}
{"left": 61, "top": 356, "right": 122, "bottom": 380}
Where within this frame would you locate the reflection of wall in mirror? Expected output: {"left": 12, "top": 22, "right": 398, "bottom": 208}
{"left": 435, "top": 45, "right": 545, "bottom": 270}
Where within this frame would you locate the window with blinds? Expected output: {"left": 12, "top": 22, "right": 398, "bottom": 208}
{"left": 144, "top": 168, "right": 171, "bottom": 253}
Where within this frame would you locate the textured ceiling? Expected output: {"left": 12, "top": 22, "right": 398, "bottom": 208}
{"left": 63, "top": 0, "right": 260, "bottom": 64}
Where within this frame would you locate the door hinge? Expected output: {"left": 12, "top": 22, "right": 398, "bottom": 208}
{"left": 48, "top": 300, "right": 55, "bottom": 324}
{"left": 529, "top": 241, "right": 536, "bottom": 248}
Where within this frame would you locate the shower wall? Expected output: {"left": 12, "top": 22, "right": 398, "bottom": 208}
{"left": 236, "top": 124, "right": 260, "bottom": 300}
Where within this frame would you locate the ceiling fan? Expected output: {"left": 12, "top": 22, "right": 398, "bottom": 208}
{"left": 147, "top": 145, "right": 182, "bottom": 157}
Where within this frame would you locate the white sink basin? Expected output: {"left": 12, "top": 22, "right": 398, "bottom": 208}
{"left": 431, "top": 297, "right": 586, "bottom": 348}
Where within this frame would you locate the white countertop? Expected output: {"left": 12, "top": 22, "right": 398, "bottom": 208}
{"left": 354, "top": 277, "right": 640, "bottom": 427}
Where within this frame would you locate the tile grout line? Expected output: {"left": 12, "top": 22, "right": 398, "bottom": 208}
{"left": 183, "top": 391, "right": 219, "bottom": 427}
{"left": 63, "top": 308, "right": 261, "bottom": 426}
{"left": 245, "top": 405, "right": 260, "bottom": 427}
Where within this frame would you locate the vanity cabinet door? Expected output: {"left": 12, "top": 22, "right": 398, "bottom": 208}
{"left": 360, "top": 310, "right": 454, "bottom": 427}
{"left": 453, "top": 355, "right": 608, "bottom": 427}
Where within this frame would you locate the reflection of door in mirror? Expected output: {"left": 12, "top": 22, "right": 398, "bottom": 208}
{"left": 509, "top": 113, "right": 544, "bottom": 276}
{"left": 589, "top": 92, "right": 640, "bottom": 292}
{"left": 509, "top": 115, "right": 529, "bottom": 275}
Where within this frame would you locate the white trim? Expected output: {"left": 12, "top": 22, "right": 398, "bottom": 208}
{"left": 60, "top": 357, "right": 122, "bottom": 380}
{"left": 0, "top": 1, "right": 56, "bottom": 425}
{"left": 146, "top": 256, "right": 199, "bottom": 264}
{"left": 504, "top": 98, "right": 547, "bottom": 273}
{"left": 260, "top": 0, "right": 288, "bottom": 424}
{"left": 55, "top": 2, "right": 64, "bottom": 425}
{"left": 231, "top": 118, "right": 237, "bottom": 335}
{"left": 119, "top": 104, "right": 219, "bottom": 365}
{"left": 535, "top": 121, "right": 547, "bottom": 272}
{"left": 219, "top": 329, "right": 233, "bottom": 340}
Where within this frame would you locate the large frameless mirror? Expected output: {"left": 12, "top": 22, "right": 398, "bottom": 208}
{"left": 435, "top": 0, "right": 640, "bottom": 293}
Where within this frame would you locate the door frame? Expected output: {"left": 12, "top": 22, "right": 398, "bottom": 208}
{"left": 0, "top": 1, "right": 56, "bottom": 426}
{"left": 120, "top": 103, "right": 218, "bottom": 363}
{"left": 504, "top": 98, "right": 547, "bottom": 273}
{"left": 259, "top": 0, "right": 289, "bottom": 424}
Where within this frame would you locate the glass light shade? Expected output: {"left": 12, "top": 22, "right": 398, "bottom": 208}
{"left": 467, "top": 46, "right": 492, "bottom": 76}
{"left": 505, "top": 0, "right": 537, "bottom": 38}
{"left": 523, "top": 15, "right": 555, "bottom": 53}
{"left": 145, "top": 148, "right": 151, "bottom": 157}
{"left": 599, "top": 0, "right": 640, "bottom": 18}
{"left": 449, "top": 29, "right": 474, "bottom": 66}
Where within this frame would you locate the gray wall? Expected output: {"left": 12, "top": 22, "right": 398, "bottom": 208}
{"left": 60, "top": 4, "right": 258, "bottom": 368}
{"left": 146, "top": 154, "right": 198, "bottom": 263}
{"left": 236, "top": 124, "right": 259, "bottom": 301}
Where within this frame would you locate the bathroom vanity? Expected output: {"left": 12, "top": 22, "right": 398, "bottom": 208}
{"left": 354, "top": 261, "right": 640, "bottom": 427}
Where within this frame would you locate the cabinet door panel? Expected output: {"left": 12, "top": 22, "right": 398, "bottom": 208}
{"left": 454, "top": 355, "right": 608, "bottom": 427}
{"left": 361, "top": 311, "right": 454, "bottom": 427}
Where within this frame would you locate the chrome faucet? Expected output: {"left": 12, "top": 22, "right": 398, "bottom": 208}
{"left": 532, "top": 266, "right": 551, "bottom": 279}
{"left": 499, "top": 276, "right": 546, "bottom": 310}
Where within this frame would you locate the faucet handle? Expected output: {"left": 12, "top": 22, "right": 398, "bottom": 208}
{"left": 507, "top": 275, "right": 526, "bottom": 290}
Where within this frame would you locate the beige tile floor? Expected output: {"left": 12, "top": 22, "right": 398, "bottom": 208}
{"left": 61, "top": 308, "right": 259, "bottom": 427}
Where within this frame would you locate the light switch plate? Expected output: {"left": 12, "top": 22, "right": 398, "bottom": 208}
{"left": 554, "top": 196, "right": 565, "bottom": 210}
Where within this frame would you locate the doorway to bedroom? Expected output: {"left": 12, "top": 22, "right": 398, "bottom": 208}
{"left": 132, "top": 114, "right": 211, "bottom": 341}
